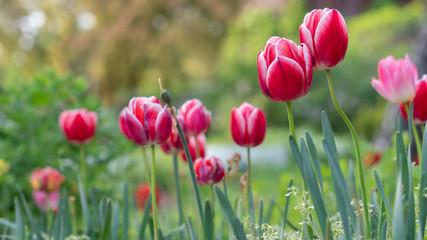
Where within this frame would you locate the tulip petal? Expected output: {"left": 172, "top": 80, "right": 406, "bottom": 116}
{"left": 266, "top": 57, "right": 305, "bottom": 102}
{"left": 155, "top": 106, "right": 172, "bottom": 144}
{"left": 143, "top": 103, "right": 162, "bottom": 142}
{"left": 125, "top": 109, "right": 148, "bottom": 145}
{"left": 247, "top": 109, "right": 266, "bottom": 147}
{"left": 230, "top": 108, "right": 246, "bottom": 146}
{"left": 314, "top": 9, "right": 348, "bottom": 69}
{"left": 186, "top": 104, "right": 207, "bottom": 136}
{"left": 257, "top": 51, "right": 273, "bottom": 101}
{"left": 371, "top": 78, "right": 394, "bottom": 102}
{"left": 299, "top": 24, "right": 314, "bottom": 57}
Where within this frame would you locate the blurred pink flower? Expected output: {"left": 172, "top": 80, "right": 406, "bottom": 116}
{"left": 194, "top": 156, "right": 225, "bottom": 185}
{"left": 59, "top": 108, "right": 97, "bottom": 145}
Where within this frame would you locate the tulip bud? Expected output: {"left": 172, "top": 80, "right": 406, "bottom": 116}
{"left": 299, "top": 8, "right": 348, "bottom": 70}
{"left": 121, "top": 96, "right": 172, "bottom": 146}
{"left": 399, "top": 75, "right": 427, "bottom": 123}
{"left": 231, "top": 102, "right": 266, "bottom": 148}
{"left": 161, "top": 89, "right": 172, "bottom": 107}
{"left": 59, "top": 108, "right": 97, "bottom": 145}
{"left": 181, "top": 134, "right": 206, "bottom": 163}
{"left": 194, "top": 156, "right": 225, "bottom": 185}
{"left": 257, "top": 37, "right": 313, "bottom": 102}
{"left": 179, "top": 99, "right": 211, "bottom": 136}
{"left": 372, "top": 55, "right": 418, "bottom": 103}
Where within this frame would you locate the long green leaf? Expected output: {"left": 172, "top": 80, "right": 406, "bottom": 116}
{"left": 54, "top": 198, "right": 64, "bottom": 240}
{"left": 214, "top": 186, "right": 247, "bottom": 240}
{"left": 61, "top": 188, "right": 72, "bottom": 235}
{"left": 17, "top": 186, "right": 43, "bottom": 239}
{"left": 123, "top": 182, "right": 129, "bottom": 240}
{"left": 78, "top": 176, "right": 91, "bottom": 234}
{"left": 392, "top": 168, "right": 406, "bottom": 239}
{"left": 419, "top": 122, "right": 427, "bottom": 238}
{"left": 204, "top": 201, "right": 213, "bottom": 240}
{"left": 374, "top": 171, "right": 392, "bottom": 215}
{"left": 0, "top": 218, "right": 16, "bottom": 230}
{"left": 186, "top": 217, "right": 199, "bottom": 240}
{"left": 258, "top": 199, "right": 264, "bottom": 238}
{"left": 306, "top": 131, "right": 324, "bottom": 196}
{"left": 280, "top": 179, "right": 293, "bottom": 240}
{"left": 138, "top": 193, "right": 153, "bottom": 239}
{"left": 289, "top": 136, "right": 304, "bottom": 176}
{"left": 377, "top": 200, "right": 386, "bottom": 240}
{"left": 300, "top": 140, "right": 328, "bottom": 239}
{"left": 321, "top": 111, "right": 338, "bottom": 159}
{"left": 14, "top": 197, "right": 24, "bottom": 240}
{"left": 322, "top": 140, "right": 351, "bottom": 240}
{"left": 101, "top": 199, "right": 112, "bottom": 240}
{"left": 110, "top": 202, "right": 119, "bottom": 240}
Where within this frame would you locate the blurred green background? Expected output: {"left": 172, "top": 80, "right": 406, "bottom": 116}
{"left": 0, "top": 0, "right": 426, "bottom": 227}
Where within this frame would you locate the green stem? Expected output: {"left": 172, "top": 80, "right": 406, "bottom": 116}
{"left": 210, "top": 184, "right": 214, "bottom": 216}
{"left": 141, "top": 147, "right": 151, "bottom": 182}
{"left": 175, "top": 120, "right": 205, "bottom": 237}
{"left": 79, "top": 146, "right": 86, "bottom": 187}
{"left": 286, "top": 102, "right": 297, "bottom": 140}
{"left": 173, "top": 154, "right": 184, "bottom": 240}
{"left": 404, "top": 103, "right": 422, "bottom": 161}
{"left": 325, "top": 69, "right": 370, "bottom": 237}
{"left": 247, "top": 147, "right": 251, "bottom": 215}
{"left": 151, "top": 145, "right": 159, "bottom": 240}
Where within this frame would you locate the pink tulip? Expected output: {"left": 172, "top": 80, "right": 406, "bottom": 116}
{"left": 194, "top": 156, "right": 225, "bottom": 185}
{"left": 161, "top": 115, "right": 185, "bottom": 155}
{"left": 179, "top": 99, "right": 211, "bottom": 136}
{"left": 372, "top": 55, "right": 418, "bottom": 103}
{"left": 59, "top": 108, "right": 97, "bottom": 145}
{"left": 399, "top": 75, "right": 427, "bottom": 123}
{"left": 119, "top": 109, "right": 132, "bottom": 140}
{"left": 299, "top": 8, "right": 348, "bottom": 70}
{"left": 33, "top": 190, "right": 61, "bottom": 212}
{"left": 231, "top": 102, "right": 266, "bottom": 147}
{"left": 181, "top": 134, "right": 206, "bottom": 163}
{"left": 121, "top": 96, "right": 172, "bottom": 146}
{"left": 257, "top": 37, "right": 313, "bottom": 102}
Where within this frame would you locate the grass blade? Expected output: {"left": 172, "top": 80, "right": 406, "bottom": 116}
{"left": 78, "top": 176, "right": 91, "bottom": 234}
{"left": 321, "top": 111, "right": 338, "bottom": 159}
{"left": 306, "top": 131, "right": 324, "bottom": 196}
{"left": 280, "top": 179, "right": 293, "bottom": 240}
{"left": 392, "top": 168, "right": 406, "bottom": 239}
{"left": 204, "top": 201, "right": 213, "bottom": 240}
{"left": 138, "top": 193, "right": 153, "bottom": 239}
{"left": 110, "top": 202, "right": 119, "bottom": 240}
{"left": 14, "top": 197, "right": 24, "bottom": 240}
{"left": 101, "top": 199, "right": 112, "bottom": 240}
{"left": 123, "top": 182, "right": 129, "bottom": 240}
{"left": 258, "top": 199, "right": 263, "bottom": 238}
{"left": 186, "top": 217, "right": 199, "bottom": 240}
{"left": 374, "top": 171, "right": 391, "bottom": 215}
{"left": 16, "top": 186, "right": 43, "bottom": 239}
{"left": 0, "top": 218, "right": 16, "bottom": 231}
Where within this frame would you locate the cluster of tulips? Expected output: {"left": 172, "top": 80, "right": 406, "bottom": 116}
{"left": 30, "top": 167, "right": 65, "bottom": 212}
{"left": 23, "top": 6, "right": 427, "bottom": 239}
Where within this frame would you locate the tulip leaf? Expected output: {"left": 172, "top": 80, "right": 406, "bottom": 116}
{"left": 110, "top": 202, "right": 120, "bottom": 240}
{"left": 204, "top": 201, "right": 214, "bottom": 240}
{"left": 392, "top": 168, "right": 406, "bottom": 239}
{"left": 14, "top": 197, "right": 25, "bottom": 240}
{"left": 419, "top": 122, "right": 427, "bottom": 238}
{"left": 258, "top": 199, "right": 264, "bottom": 238}
{"left": 280, "top": 179, "right": 293, "bottom": 240}
{"left": 101, "top": 199, "right": 112, "bottom": 240}
{"left": 374, "top": 171, "right": 392, "bottom": 215}
{"left": 138, "top": 193, "right": 152, "bottom": 239}
{"left": 61, "top": 188, "right": 73, "bottom": 235}
{"left": 186, "top": 217, "right": 199, "bottom": 240}
{"left": 123, "top": 182, "right": 129, "bottom": 240}
{"left": 215, "top": 186, "right": 247, "bottom": 240}
{"left": 377, "top": 201, "right": 387, "bottom": 240}
{"left": 78, "top": 176, "right": 92, "bottom": 234}
{"left": 17, "top": 186, "right": 43, "bottom": 239}
{"left": 321, "top": 111, "right": 337, "bottom": 159}
{"left": 306, "top": 131, "right": 324, "bottom": 197}
{"left": 0, "top": 218, "right": 16, "bottom": 230}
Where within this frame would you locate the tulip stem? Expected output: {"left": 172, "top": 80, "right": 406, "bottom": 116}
{"left": 173, "top": 154, "right": 184, "bottom": 240}
{"left": 404, "top": 103, "right": 422, "bottom": 161}
{"left": 79, "top": 146, "right": 86, "bottom": 187}
{"left": 151, "top": 145, "right": 159, "bottom": 240}
{"left": 210, "top": 184, "right": 214, "bottom": 215}
{"left": 286, "top": 102, "right": 297, "bottom": 140}
{"left": 141, "top": 147, "right": 151, "bottom": 182}
{"left": 325, "top": 69, "right": 370, "bottom": 237}
{"left": 247, "top": 147, "right": 251, "bottom": 216}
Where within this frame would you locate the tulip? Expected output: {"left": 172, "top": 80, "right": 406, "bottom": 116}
{"left": 231, "top": 102, "right": 266, "bottom": 147}
{"left": 122, "top": 96, "right": 172, "bottom": 146}
{"left": 371, "top": 55, "right": 418, "bottom": 103}
{"left": 362, "top": 151, "right": 382, "bottom": 168}
{"left": 119, "top": 108, "right": 132, "bottom": 140}
{"left": 30, "top": 167, "right": 65, "bottom": 192}
{"left": 33, "top": 190, "right": 61, "bottom": 212}
{"left": 160, "top": 115, "right": 185, "bottom": 155}
{"left": 299, "top": 8, "right": 348, "bottom": 70}
{"left": 399, "top": 75, "right": 427, "bottom": 124}
{"left": 194, "top": 156, "right": 225, "bottom": 185}
{"left": 257, "top": 37, "right": 313, "bottom": 102}
{"left": 59, "top": 108, "right": 97, "bottom": 145}
{"left": 134, "top": 183, "right": 161, "bottom": 210}
{"left": 181, "top": 134, "right": 206, "bottom": 162}
{"left": 179, "top": 99, "right": 211, "bottom": 136}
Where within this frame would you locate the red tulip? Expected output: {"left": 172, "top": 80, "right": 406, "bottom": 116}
{"left": 161, "top": 115, "right": 185, "bottom": 155}
{"left": 399, "top": 75, "right": 427, "bottom": 123}
{"left": 231, "top": 102, "right": 266, "bottom": 147}
{"left": 119, "top": 109, "right": 132, "bottom": 140}
{"left": 59, "top": 108, "right": 97, "bottom": 145}
{"left": 122, "top": 96, "right": 172, "bottom": 146}
{"left": 372, "top": 55, "right": 418, "bottom": 103}
{"left": 194, "top": 156, "right": 225, "bottom": 185}
{"left": 299, "top": 8, "right": 348, "bottom": 70}
{"left": 134, "top": 183, "right": 161, "bottom": 210}
{"left": 179, "top": 99, "right": 211, "bottom": 136}
{"left": 257, "top": 37, "right": 313, "bottom": 102}
{"left": 362, "top": 151, "right": 382, "bottom": 168}
{"left": 181, "top": 134, "right": 206, "bottom": 163}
